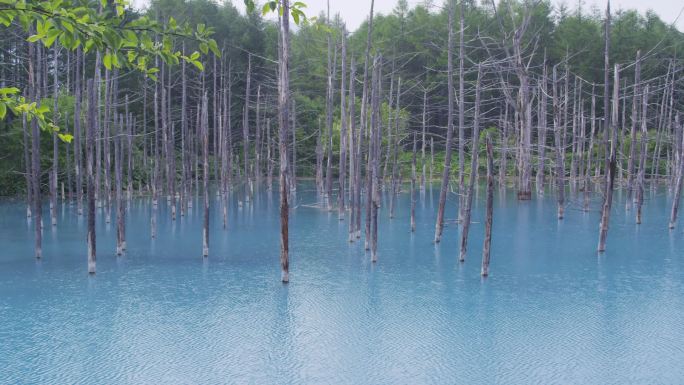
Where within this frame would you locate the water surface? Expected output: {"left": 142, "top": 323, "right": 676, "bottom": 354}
{"left": 1, "top": 184, "right": 683, "bottom": 384}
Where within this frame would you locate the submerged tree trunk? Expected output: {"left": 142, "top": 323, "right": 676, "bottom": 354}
{"left": 202, "top": 93, "right": 210, "bottom": 257}
{"left": 536, "top": 58, "right": 548, "bottom": 194}
{"left": 553, "top": 66, "right": 565, "bottom": 219}
{"left": 411, "top": 132, "right": 417, "bottom": 232}
{"left": 115, "top": 116, "right": 124, "bottom": 255}
{"left": 669, "top": 113, "right": 683, "bottom": 229}
{"left": 636, "top": 84, "right": 649, "bottom": 224}
{"left": 338, "top": 26, "right": 347, "bottom": 219}
{"left": 626, "top": 51, "right": 641, "bottom": 207}
{"left": 370, "top": 54, "right": 381, "bottom": 263}
{"left": 278, "top": 3, "right": 292, "bottom": 282}
{"left": 481, "top": 135, "right": 494, "bottom": 277}
{"left": 434, "top": 0, "right": 455, "bottom": 244}
{"left": 459, "top": 65, "right": 481, "bottom": 262}
{"left": 86, "top": 79, "right": 96, "bottom": 274}
{"left": 347, "top": 58, "right": 357, "bottom": 241}
{"left": 29, "top": 36, "right": 42, "bottom": 259}
{"left": 598, "top": 64, "right": 619, "bottom": 252}
{"left": 51, "top": 44, "right": 58, "bottom": 227}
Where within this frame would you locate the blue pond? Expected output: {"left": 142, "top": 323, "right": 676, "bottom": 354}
{"left": 1, "top": 184, "right": 684, "bottom": 384}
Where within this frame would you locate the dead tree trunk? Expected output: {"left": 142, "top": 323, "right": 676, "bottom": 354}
{"left": 338, "top": 26, "right": 347, "bottom": 219}
{"left": 553, "top": 66, "right": 565, "bottom": 219}
{"left": 421, "top": 87, "right": 427, "bottom": 190}
{"left": 324, "top": 34, "right": 336, "bottom": 207}
{"left": 636, "top": 84, "right": 649, "bottom": 224}
{"left": 358, "top": 0, "right": 374, "bottom": 241}
{"left": 115, "top": 116, "right": 124, "bottom": 255}
{"left": 348, "top": 58, "right": 357, "bottom": 241}
{"left": 536, "top": 58, "right": 548, "bottom": 194}
{"left": 50, "top": 44, "right": 58, "bottom": 226}
{"left": 434, "top": 0, "right": 455, "bottom": 244}
{"left": 411, "top": 131, "right": 417, "bottom": 232}
{"left": 626, "top": 51, "right": 642, "bottom": 209}
{"left": 598, "top": 63, "right": 620, "bottom": 252}
{"left": 457, "top": 0, "right": 466, "bottom": 213}
{"left": 370, "top": 54, "right": 381, "bottom": 263}
{"left": 202, "top": 93, "right": 210, "bottom": 257}
{"left": 278, "top": 4, "right": 292, "bottom": 282}
{"left": 86, "top": 79, "right": 97, "bottom": 273}
{"left": 389, "top": 77, "right": 401, "bottom": 219}
{"left": 243, "top": 54, "right": 252, "bottom": 200}
{"left": 459, "top": 65, "right": 482, "bottom": 262}
{"left": 669, "top": 112, "right": 683, "bottom": 229}
{"left": 29, "top": 36, "right": 42, "bottom": 259}
{"left": 481, "top": 134, "right": 494, "bottom": 276}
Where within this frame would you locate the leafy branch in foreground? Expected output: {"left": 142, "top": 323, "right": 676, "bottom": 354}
{"left": 0, "top": 0, "right": 219, "bottom": 141}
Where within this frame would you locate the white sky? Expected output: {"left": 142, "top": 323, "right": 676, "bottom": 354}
{"left": 131, "top": 0, "right": 684, "bottom": 32}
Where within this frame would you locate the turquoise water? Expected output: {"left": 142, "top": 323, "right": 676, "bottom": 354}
{"left": 1, "top": 184, "right": 684, "bottom": 384}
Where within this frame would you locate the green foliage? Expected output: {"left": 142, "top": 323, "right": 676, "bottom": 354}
{"left": 0, "top": 0, "right": 218, "bottom": 140}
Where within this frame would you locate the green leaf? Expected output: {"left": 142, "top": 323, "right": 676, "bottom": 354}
{"left": 44, "top": 29, "right": 61, "bottom": 47}
{"left": 58, "top": 133, "right": 74, "bottom": 143}
{"left": 208, "top": 39, "right": 220, "bottom": 57}
{"left": 103, "top": 53, "right": 113, "bottom": 70}
{"left": 191, "top": 60, "right": 204, "bottom": 71}
{"left": 199, "top": 42, "right": 208, "bottom": 54}
{"left": 0, "top": 102, "right": 6, "bottom": 119}
{"left": 0, "top": 87, "right": 20, "bottom": 95}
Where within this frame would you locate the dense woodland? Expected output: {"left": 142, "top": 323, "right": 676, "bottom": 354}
{"left": 1, "top": 0, "right": 683, "bottom": 279}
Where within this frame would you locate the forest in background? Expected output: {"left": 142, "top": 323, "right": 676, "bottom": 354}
{"left": 1, "top": 0, "right": 681, "bottom": 195}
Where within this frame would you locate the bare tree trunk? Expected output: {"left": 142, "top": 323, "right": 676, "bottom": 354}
{"left": 669, "top": 113, "right": 683, "bottom": 228}
{"left": 584, "top": 84, "right": 596, "bottom": 211}
{"left": 481, "top": 134, "right": 494, "bottom": 277}
{"left": 358, "top": 0, "right": 374, "bottom": 241}
{"left": 23, "top": 115, "right": 32, "bottom": 218}
{"left": 324, "top": 33, "right": 337, "bottom": 207}
{"left": 598, "top": 63, "right": 620, "bottom": 252}
{"left": 499, "top": 107, "right": 509, "bottom": 186}
{"left": 202, "top": 93, "right": 210, "bottom": 257}
{"left": 102, "top": 66, "right": 111, "bottom": 223}
{"left": 115, "top": 115, "right": 124, "bottom": 255}
{"left": 255, "top": 84, "right": 262, "bottom": 184}
{"left": 457, "top": 0, "right": 466, "bottom": 214}
{"left": 636, "top": 85, "right": 650, "bottom": 224}
{"left": 51, "top": 44, "right": 58, "bottom": 226}
{"left": 338, "top": 26, "right": 348, "bottom": 219}
{"left": 626, "top": 50, "right": 642, "bottom": 207}
{"left": 267, "top": 119, "right": 273, "bottom": 190}
{"left": 389, "top": 77, "right": 401, "bottom": 219}
{"left": 370, "top": 54, "right": 381, "bottom": 263}
{"left": 348, "top": 58, "right": 357, "bottom": 241}
{"left": 434, "top": 0, "right": 455, "bottom": 244}
{"left": 86, "top": 79, "right": 97, "bottom": 273}
{"left": 167, "top": 69, "right": 176, "bottom": 220}
{"left": 291, "top": 98, "right": 297, "bottom": 192}
{"left": 180, "top": 47, "right": 188, "bottom": 216}
{"left": 421, "top": 88, "right": 427, "bottom": 190}
{"left": 459, "top": 65, "right": 481, "bottom": 262}
{"left": 536, "top": 58, "right": 548, "bottom": 194}
{"left": 243, "top": 54, "right": 252, "bottom": 200}
{"left": 29, "top": 35, "right": 43, "bottom": 259}
{"left": 278, "top": 4, "right": 292, "bottom": 282}
{"left": 553, "top": 66, "right": 565, "bottom": 219}
{"left": 411, "top": 132, "right": 417, "bottom": 232}
{"left": 602, "top": 2, "right": 611, "bottom": 181}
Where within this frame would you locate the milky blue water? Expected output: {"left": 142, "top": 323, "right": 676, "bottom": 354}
{"left": 1, "top": 183, "right": 684, "bottom": 384}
